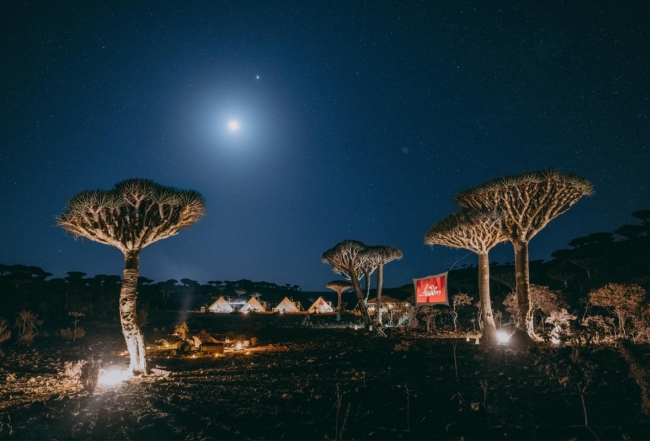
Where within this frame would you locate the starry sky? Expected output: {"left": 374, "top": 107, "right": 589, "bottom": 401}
{"left": 1, "top": 1, "right": 648, "bottom": 290}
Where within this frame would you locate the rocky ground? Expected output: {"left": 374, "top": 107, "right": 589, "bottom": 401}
{"left": 1, "top": 313, "right": 649, "bottom": 440}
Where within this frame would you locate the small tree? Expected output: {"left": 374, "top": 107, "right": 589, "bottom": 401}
{"left": 325, "top": 280, "right": 353, "bottom": 312}
{"left": 504, "top": 285, "right": 562, "bottom": 338}
{"left": 451, "top": 294, "right": 472, "bottom": 333}
{"left": 589, "top": 283, "right": 645, "bottom": 339}
{"left": 419, "top": 306, "right": 442, "bottom": 334}
{"left": 66, "top": 311, "right": 85, "bottom": 342}
{"left": 15, "top": 310, "right": 40, "bottom": 345}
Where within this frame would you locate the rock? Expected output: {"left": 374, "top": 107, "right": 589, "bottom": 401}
{"left": 29, "top": 401, "right": 46, "bottom": 411}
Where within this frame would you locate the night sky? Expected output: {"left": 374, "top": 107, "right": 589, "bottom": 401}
{"left": 1, "top": 1, "right": 648, "bottom": 290}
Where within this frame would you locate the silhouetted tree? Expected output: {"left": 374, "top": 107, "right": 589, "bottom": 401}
{"left": 455, "top": 169, "right": 592, "bottom": 343}
{"left": 57, "top": 179, "right": 205, "bottom": 374}
{"left": 325, "top": 280, "right": 352, "bottom": 311}
{"left": 615, "top": 225, "right": 646, "bottom": 241}
{"left": 425, "top": 209, "right": 505, "bottom": 343}
{"left": 631, "top": 210, "right": 650, "bottom": 236}
{"left": 322, "top": 240, "right": 371, "bottom": 326}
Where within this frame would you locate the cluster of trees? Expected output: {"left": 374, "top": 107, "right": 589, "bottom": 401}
{"left": 424, "top": 169, "right": 594, "bottom": 345}
{"left": 322, "top": 241, "right": 403, "bottom": 327}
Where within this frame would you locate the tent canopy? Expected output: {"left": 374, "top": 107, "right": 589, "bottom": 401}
{"left": 209, "top": 296, "right": 233, "bottom": 313}
{"left": 308, "top": 296, "right": 334, "bottom": 313}
{"left": 240, "top": 296, "right": 266, "bottom": 312}
{"left": 273, "top": 297, "right": 301, "bottom": 313}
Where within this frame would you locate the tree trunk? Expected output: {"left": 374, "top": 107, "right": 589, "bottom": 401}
{"left": 120, "top": 250, "right": 147, "bottom": 375}
{"left": 477, "top": 252, "right": 498, "bottom": 344}
{"left": 351, "top": 269, "right": 370, "bottom": 327}
{"left": 364, "top": 271, "right": 371, "bottom": 303}
{"left": 337, "top": 290, "right": 343, "bottom": 312}
{"left": 375, "top": 264, "right": 384, "bottom": 325}
{"left": 511, "top": 240, "right": 533, "bottom": 345}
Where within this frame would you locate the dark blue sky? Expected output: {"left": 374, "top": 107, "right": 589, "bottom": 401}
{"left": 1, "top": 1, "right": 648, "bottom": 290}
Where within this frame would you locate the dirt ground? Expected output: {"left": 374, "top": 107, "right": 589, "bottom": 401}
{"left": 1, "top": 313, "right": 650, "bottom": 440}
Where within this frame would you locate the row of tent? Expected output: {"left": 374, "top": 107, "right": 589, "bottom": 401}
{"left": 208, "top": 296, "right": 335, "bottom": 314}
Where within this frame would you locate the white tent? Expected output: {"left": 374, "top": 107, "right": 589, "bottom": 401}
{"left": 208, "top": 296, "right": 233, "bottom": 313}
{"left": 240, "top": 297, "right": 266, "bottom": 313}
{"left": 307, "top": 296, "right": 334, "bottom": 313}
{"left": 273, "top": 297, "right": 301, "bottom": 313}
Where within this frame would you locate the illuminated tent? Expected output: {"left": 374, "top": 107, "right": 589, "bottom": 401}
{"left": 209, "top": 296, "right": 233, "bottom": 313}
{"left": 273, "top": 297, "right": 301, "bottom": 313}
{"left": 307, "top": 297, "right": 334, "bottom": 313}
{"left": 240, "top": 296, "right": 266, "bottom": 313}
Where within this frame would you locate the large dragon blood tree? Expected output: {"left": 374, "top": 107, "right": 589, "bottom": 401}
{"left": 57, "top": 179, "right": 206, "bottom": 374}
{"left": 322, "top": 240, "right": 372, "bottom": 326}
{"left": 455, "top": 169, "right": 593, "bottom": 344}
{"left": 425, "top": 209, "right": 506, "bottom": 344}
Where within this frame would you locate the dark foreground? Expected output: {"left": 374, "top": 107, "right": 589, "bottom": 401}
{"left": 1, "top": 313, "right": 649, "bottom": 440}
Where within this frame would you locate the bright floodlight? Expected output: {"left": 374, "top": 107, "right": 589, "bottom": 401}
{"left": 496, "top": 330, "right": 511, "bottom": 344}
{"left": 98, "top": 366, "right": 126, "bottom": 387}
{"left": 228, "top": 120, "right": 240, "bottom": 131}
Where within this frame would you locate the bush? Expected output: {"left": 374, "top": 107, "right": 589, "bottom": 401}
{"left": 63, "top": 360, "right": 86, "bottom": 380}
{"left": 60, "top": 327, "right": 86, "bottom": 341}
{"left": 80, "top": 359, "right": 101, "bottom": 394}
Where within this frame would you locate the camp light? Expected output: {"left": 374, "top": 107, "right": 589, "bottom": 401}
{"left": 236, "top": 341, "right": 242, "bottom": 350}
{"left": 551, "top": 337, "right": 560, "bottom": 345}
{"left": 496, "top": 330, "right": 511, "bottom": 343}
{"left": 98, "top": 366, "right": 126, "bottom": 387}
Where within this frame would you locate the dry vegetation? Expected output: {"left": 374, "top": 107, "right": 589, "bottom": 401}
{"left": 1, "top": 313, "right": 650, "bottom": 440}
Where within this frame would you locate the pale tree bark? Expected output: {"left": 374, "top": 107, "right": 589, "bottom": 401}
{"left": 477, "top": 252, "right": 498, "bottom": 343}
{"left": 512, "top": 240, "right": 533, "bottom": 344}
{"left": 350, "top": 269, "right": 371, "bottom": 327}
{"left": 375, "top": 264, "right": 384, "bottom": 325}
{"left": 120, "top": 250, "right": 147, "bottom": 375}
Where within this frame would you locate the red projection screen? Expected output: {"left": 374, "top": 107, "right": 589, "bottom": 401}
{"left": 413, "top": 272, "right": 449, "bottom": 306}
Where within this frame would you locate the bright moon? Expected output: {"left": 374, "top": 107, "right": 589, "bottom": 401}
{"left": 228, "top": 120, "right": 240, "bottom": 131}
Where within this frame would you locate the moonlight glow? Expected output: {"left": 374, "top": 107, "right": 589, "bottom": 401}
{"left": 228, "top": 120, "right": 240, "bottom": 131}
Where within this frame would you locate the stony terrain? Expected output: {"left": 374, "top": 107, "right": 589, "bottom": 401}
{"left": 1, "top": 313, "right": 649, "bottom": 440}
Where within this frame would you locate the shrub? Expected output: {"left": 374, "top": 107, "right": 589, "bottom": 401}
{"left": 0, "top": 318, "right": 10, "bottom": 356}
{"left": 80, "top": 359, "right": 101, "bottom": 394}
{"left": 63, "top": 360, "right": 86, "bottom": 380}
{"left": 61, "top": 327, "right": 86, "bottom": 341}
{"left": 15, "top": 310, "right": 40, "bottom": 346}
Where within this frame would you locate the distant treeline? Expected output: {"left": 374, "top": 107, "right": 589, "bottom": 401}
{"left": 0, "top": 210, "right": 648, "bottom": 325}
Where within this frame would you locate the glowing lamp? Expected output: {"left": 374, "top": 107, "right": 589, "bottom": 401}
{"left": 551, "top": 337, "right": 560, "bottom": 345}
{"left": 98, "top": 367, "right": 126, "bottom": 387}
{"left": 236, "top": 341, "right": 242, "bottom": 350}
{"left": 496, "top": 330, "right": 511, "bottom": 344}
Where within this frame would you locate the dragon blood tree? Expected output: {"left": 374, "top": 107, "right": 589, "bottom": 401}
{"left": 322, "top": 240, "right": 371, "bottom": 326}
{"left": 325, "top": 280, "right": 353, "bottom": 312}
{"left": 57, "top": 179, "right": 205, "bottom": 374}
{"left": 455, "top": 169, "right": 593, "bottom": 344}
{"left": 425, "top": 209, "right": 505, "bottom": 344}
{"left": 362, "top": 246, "right": 403, "bottom": 325}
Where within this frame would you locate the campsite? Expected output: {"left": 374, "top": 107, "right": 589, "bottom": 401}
{"left": 2, "top": 2, "right": 650, "bottom": 440}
